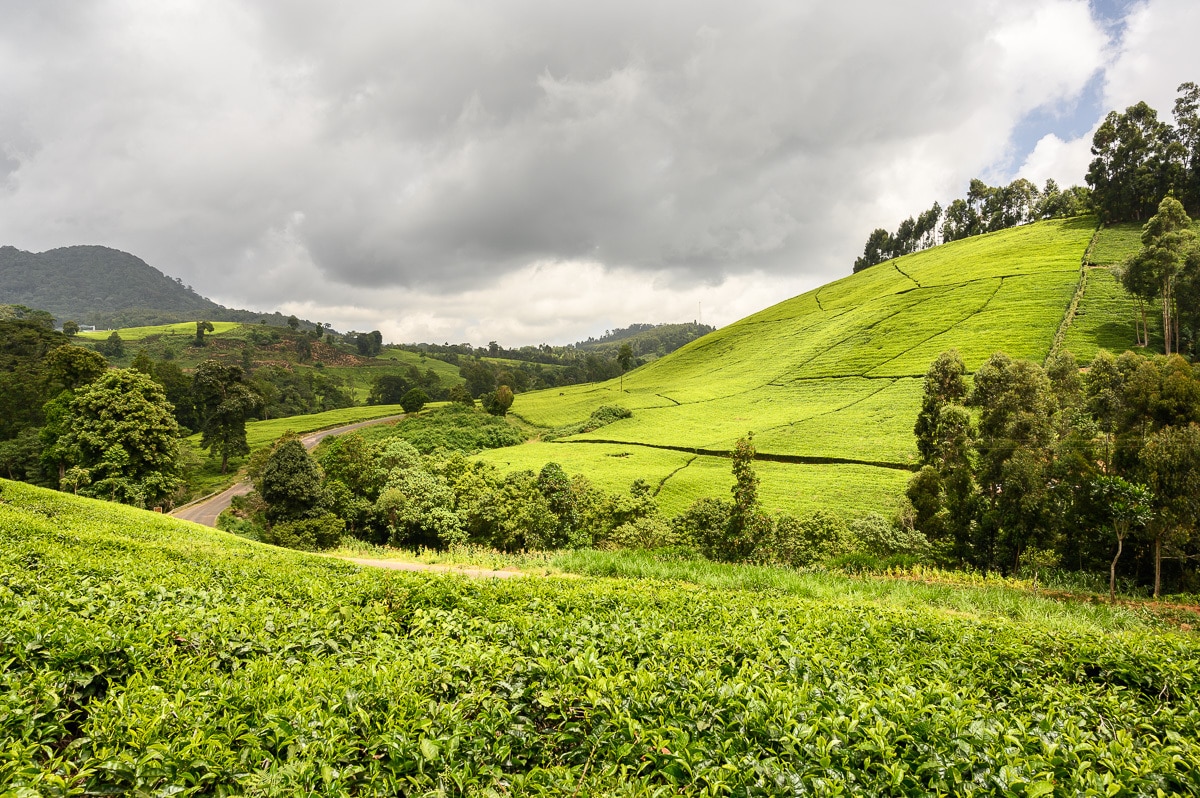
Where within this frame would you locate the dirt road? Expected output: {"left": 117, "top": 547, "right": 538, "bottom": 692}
{"left": 171, "top": 413, "right": 406, "bottom": 527}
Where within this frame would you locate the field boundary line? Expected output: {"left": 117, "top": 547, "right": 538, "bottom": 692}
{"left": 754, "top": 379, "right": 897, "bottom": 439}
{"left": 893, "top": 259, "right": 922, "bottom": 288}
{"left": 865, "top": 278, "right": 1004, "bottom": 376}
{"left": 654, "top": 455, "right": 698, "bottom": 496}
{"left": 550, "top": 439, "right": 918, "bottom": 471}
{"left": 769, "top": 287, "right": 953, "bottom": 378}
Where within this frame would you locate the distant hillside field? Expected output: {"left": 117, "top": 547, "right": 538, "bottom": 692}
{"left": 75, "top": 321, "right": 243, "bottom": 340}
{"left": 480, "top": 217, "right": 1149, "bottom": 518}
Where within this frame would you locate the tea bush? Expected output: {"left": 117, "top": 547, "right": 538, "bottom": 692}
{"left": 3, "top": 479, "right": 1199, "bottom": 795}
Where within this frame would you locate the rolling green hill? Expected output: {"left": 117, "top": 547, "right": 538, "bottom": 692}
{"left": 480, "top": 217, "right": 1151, "bottom": 518}
{"left": 3, "top": 479, "right": 1197, "bottom": 794}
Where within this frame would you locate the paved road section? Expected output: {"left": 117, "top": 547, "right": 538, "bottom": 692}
{"left": 170, "top": 413, "right": 406, "bottom": 527}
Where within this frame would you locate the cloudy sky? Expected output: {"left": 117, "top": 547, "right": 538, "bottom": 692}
{"left": 2, "top": 0, "right": 1198, "bottom": 345}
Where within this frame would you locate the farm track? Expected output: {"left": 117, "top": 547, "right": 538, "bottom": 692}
{"left": 171, "top": 413, "right": 407, "bottom": 527}
{"left": 337, "top": 556, "right": 527, "bottom": 579}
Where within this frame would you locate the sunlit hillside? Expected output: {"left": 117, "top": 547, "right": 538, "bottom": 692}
{"left": 480, "top": 216, "right": 1148, "bottom": 517}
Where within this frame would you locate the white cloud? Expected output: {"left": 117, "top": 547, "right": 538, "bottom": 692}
{"left": 0, "top": 0, "right": 1130, "bottom": 344}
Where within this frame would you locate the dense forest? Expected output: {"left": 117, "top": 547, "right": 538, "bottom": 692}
{"left": 0, "top": 245, "right": 322, "bottom": 330}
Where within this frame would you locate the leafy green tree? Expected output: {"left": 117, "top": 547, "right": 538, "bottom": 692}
{"left": 315, "top": 432, "right": 384, "bottom": 501}
{"left": 1140, "top": 423, "right": 1200, "bottom": 597}
{"left": 720, "top": 433, "right": 770, "bottom": 562}
{"left": 44, "top": 345, "right": 107, "bottom": 392}
{"left": 1122, "top": 196, "right": 1200, "bottom": 355}
{"left": 355, "top": 330, "right": 382, "bottom": 356}
{"left": 482, "top": 385, "right": 514, "bottom": 416}
{"left": 193, "top": 360, "right": 261, "bottom": 473}
{"left": 537, "top": 462, "right": 581, "bottom": 548}
{"left": 447, "top": 383, "right": 475, "bottom": 406}
{"left": 149, "top": 359, "right": 197, "bottom": 431}
{"left": 1091, "top": 475, "right": 1153, "bottom": 601}
{"left": 97, "top": 330, "right": 125, "bottom": 359}
{"left": 1087, "top": 101, "right": 1180, "bottom": 223}
{"left": 914, "top": 349, "right": 968, "bottom": 467}
{"left": 460, "top": 359, "right": 497, "bottom": 397}
{"left": 617, "top": 343, "right": 634, "bottom": 372}
{"left": 62, "top": 320, "right": 79, "bottom": 337}
{"left": 59, "top": 369, "right": 181, "bottom": 507}
{"left": 260, "top": 438, "right": 323, "bottom": 524}
{"left": 369, "top": 374, "right": 411, "bottom": 405}
{"left": 286, "top": 315, "right": 299, "bottom": 331}
{"left": 1173, "top": 81, "right": 1200, "bottom": 213}
{"left": 400, "top": 388, "right": 428, "bottom": 414}
{"left": 968, "top": 354, "right": 1056, "bottom": 570}
{"left": 193, "top": 320, "right": 215, "bottom": 347}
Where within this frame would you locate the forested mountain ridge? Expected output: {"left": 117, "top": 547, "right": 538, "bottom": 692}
{"left": 0, "top": 244, "right": 308, "bottom": 329}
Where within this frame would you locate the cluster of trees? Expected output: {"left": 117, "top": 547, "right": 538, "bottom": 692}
{"left": 1088, "top": 83, "right": 1200, "bottom": 223}
{"left": 1118, "top": 196, "right": 1200, "bottom": 356}
{"left": 908, "top": 347, "right": 1200, "bottom": 597}
{"left": 0, "top": 321, "right": 183, "bottom": 506}
{"left": 854, "top": 178, "right": 1089, "bottom": 272}
{"left": 367, "top": 366, "right": 449, "bottom": 407}
{"left": 240, "top": 423, "right": 925, "bottom": 574}
{"left": 853, "top": 82, "right": 1200, "bottom": 273}
{"left": 0, "top": 316, "right": 270, "bottom": 499}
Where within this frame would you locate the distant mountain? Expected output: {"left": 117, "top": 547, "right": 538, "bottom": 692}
{"left": 0, "top": 245, "right": 304, "bottom": 329}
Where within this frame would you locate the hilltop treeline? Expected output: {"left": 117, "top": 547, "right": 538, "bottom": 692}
{"left": 401, "top": 322, "right": 713, "bottom": 367}
{"left": 854, "top": 81, "right": 1200, "bottom": 272}
{"left": 1089, "top": 82, "right": 1200, "bottom": 223}
{"left": 390, "top": 322, "right": 714, "bottom": 397}
{"left": 853, "top": 179, "right": 1089, "bottom": 272}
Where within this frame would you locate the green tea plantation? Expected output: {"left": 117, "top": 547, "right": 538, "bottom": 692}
{"left": 3, "top": 480, "right": 1198, "bottom": 795}
{"left": 480, "top": 217, "right": 1154, "bottom": 519}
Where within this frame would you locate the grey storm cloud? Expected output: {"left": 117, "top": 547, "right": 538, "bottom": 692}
{"left": 2, "top": 0, "right": 1193, "bottom": 344}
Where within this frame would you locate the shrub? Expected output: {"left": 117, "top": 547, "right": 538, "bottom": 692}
{"left": 261, "top": 512, "right": 345, "bottom": 550}
{"left": 674, "top": 497, "right": 733, "bottom": 559}
{"left": 763, "top": 509, "right": 850, "bottom": 567}
{"left": 400, "top": 388, "right": 428, "bottom": 414}
{"left": 609, "top": 515, "right": 685, "bottom": 550}
{"left": 849, "top": 512, "right": 931, "bottom": 558}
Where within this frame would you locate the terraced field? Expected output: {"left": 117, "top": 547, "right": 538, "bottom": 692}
{"left": 4, "top": 481, "right": 1198, "bottom": 794}
{"left": 481, "top": 217, "right": 1128, "bottom": 518}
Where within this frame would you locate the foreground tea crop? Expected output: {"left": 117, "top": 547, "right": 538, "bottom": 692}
{"left": 2, "top": 479, "right": 1198, "bottom": 796}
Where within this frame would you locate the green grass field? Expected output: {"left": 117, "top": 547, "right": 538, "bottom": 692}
{"left": 1088, "top": 220, "right": 1200, "bottom": 266}
{"left": 75, "top": 321, "right": 243, "bottom": 341}
{"left": 188, "top": 404, "right": 391, "bottom": 451}
{"left": 3, "top": 481, "right": 1197, "bottom": 794}
{"left": 481, "top": 218, "right": 1112, "bottom": 519}
{"left": 1064, "top": 268, "right": 1162, "bottom": 361}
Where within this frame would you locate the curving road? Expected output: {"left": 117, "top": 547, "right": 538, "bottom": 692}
{"left": 171, "top": 413, "right": 406, "bottom": 527}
